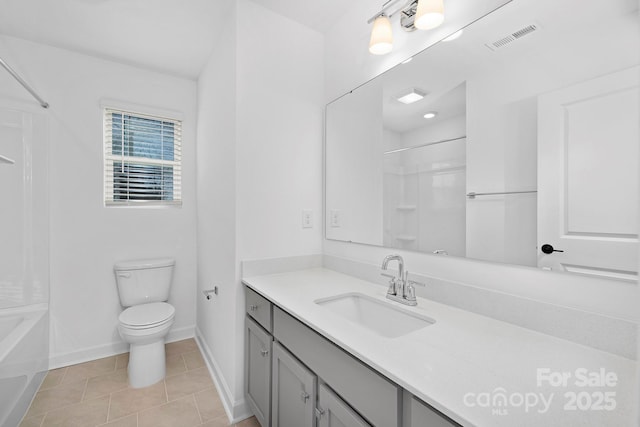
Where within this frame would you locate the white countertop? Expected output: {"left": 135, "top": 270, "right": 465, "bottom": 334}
{"left": 243, "top": 268, "right": 638, "bottom": 427}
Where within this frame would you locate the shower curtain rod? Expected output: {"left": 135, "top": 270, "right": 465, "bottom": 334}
{"left": 0, "top": 57, "right": 49, "bottom": 109}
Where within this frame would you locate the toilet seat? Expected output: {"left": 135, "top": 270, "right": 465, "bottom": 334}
{"left": 119, "top": 302, "right": 175, "bottom": 330}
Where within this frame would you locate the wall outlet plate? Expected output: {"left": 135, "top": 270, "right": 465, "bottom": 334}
{"left": 330, "top": 210, "right": 340, "bottom": 227}
{"left": 302, "top": 209, "right": 313, "bottom": 228}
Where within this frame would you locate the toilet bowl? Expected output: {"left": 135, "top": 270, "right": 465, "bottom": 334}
{"left": 118, "top": 302, "right": 175, "bottom": 388}
{"left": 114, "top": 258, "right": 176, "bottom": 389}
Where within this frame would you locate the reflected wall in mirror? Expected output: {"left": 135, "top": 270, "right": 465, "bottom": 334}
{"left": 325, "top": 0, "right": 639, "bottom": 281}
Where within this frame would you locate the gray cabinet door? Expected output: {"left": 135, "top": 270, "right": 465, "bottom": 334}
{"left": 246, "top": 316, "right": 272, "bottom": 427}
{"left": 408, "top": 396, "right": 458, "bottom": 427}
{"left": 317, "top": 383, "right": 370, "bottom": 427}
{"left": 272, "top": 341, "right": 317, "bottom": 427}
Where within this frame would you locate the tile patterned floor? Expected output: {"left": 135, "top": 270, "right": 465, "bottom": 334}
{"left": 20, "top": 339, "right": 259, "bottom": 427}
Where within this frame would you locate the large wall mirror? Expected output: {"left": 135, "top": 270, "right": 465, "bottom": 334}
{"left": 325, "top": 0, "right": 639, "bottom": 281}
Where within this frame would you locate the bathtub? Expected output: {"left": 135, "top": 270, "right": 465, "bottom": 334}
{"left": 0, "top": 304, "right": 48, "bottom": 427}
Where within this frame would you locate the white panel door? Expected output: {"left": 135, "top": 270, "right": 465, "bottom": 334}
{"left": 538, "top": 67, "right": 639, "bottom": 281}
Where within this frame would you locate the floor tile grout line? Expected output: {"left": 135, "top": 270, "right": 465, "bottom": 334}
{"left": 163, "top": 379, "right": 169, "bottom": 404}
{"left": 80, "top": 377, "right": 89, "bottom": 402}
{"left": 106, "top": 389, "right": 113, "bottom": 423}
{"left": 188, "top": 393, "right": 203, "bottom": 427}
{"left": 193, "top": 390, "right": 204, "bottom": 425}
{"left": 58, "top": 366, "right": 69, "bottom": 387}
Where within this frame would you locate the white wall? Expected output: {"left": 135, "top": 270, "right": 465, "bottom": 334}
{"left": 323, "top": 1, "right": 640, "bottom": 321}
{"left": 0, "top": 35, "right": 198, "bottom": 366}
{"left": 196, "top": 0, "right": 324, "bottom": 420}
{"left": 195, "top": 0, "right": 240, "bottom": 417}
{"left": 236, "top": 0, "right": 324, "bottom": 261}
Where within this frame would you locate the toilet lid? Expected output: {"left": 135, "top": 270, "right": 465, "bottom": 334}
{"left": 119, "top": 302, "right": 175, "bottom": 328}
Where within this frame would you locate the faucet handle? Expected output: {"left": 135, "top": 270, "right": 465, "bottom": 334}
{"left": 406, "top": 271, "right": 425, "bottom": 288}
{"left": 381, "top": 272, "right": 397, "bottom": 296}
{"left": 408, "top": 279, "right": 426, "bottom": 287}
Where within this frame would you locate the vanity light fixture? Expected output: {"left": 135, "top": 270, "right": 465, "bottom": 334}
{"left": 369, "top": 14, "right": 394, "bottom": 55}
{"left": 414, "top": 0, "right": 445, "bottom": 30}
{"left": 396, "top": 88, "right": 427, "bottom": 104}
{"left": 423, "top": 111, "right": 438, "bottom": 119}
{"left": 368, "top": 0, "right": 445, "bottom": 55}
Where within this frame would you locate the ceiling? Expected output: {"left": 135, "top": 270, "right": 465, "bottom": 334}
{"left": 0, "top": 0, "right": 355, "bottom": 80}
{"left": 249, "top": 0, "right": 370, "bottom": 34}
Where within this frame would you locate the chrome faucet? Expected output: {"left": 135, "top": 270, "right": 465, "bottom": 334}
{"left": 381, "top": 254, "right": 417, "bottom": 306}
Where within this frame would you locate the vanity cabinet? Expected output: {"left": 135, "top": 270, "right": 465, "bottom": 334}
{"left": 272, "top": 306, "right": 401, "bottom": 427}
{"left": 246, "top": 317, "right": 273, "bottom": 427}
{"left": 271, "top": 341, "right": 317, "bottom": 427}
{"left": 244, "top": 285, "right": 457, "bottom": 427}
{"left": 317, "top": 383, "right": 370, "bottom": 427}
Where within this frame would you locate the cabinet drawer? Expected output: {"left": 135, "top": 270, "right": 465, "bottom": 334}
{"left": 246, "top": 287, "right": 273, "bottom": 332}
{"left": 273, "top": 307, "right": 401, "bottom": 427}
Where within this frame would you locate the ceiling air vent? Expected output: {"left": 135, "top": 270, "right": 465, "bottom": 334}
{"left": 485, "top": 23, "right": 540, "bottom": 51}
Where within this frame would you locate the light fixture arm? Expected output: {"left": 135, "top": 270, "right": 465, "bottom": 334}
{"left": 367, "top": 0, "right": 412, "bottom": 23}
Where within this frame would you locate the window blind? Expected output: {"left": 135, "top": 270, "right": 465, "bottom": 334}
{"left": 104, "top": 108, "right": 182, "bottom": 206}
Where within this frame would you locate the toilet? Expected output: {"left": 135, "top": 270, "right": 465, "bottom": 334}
{"left": 114, "top": 258, "right": 176, "bottom": 388}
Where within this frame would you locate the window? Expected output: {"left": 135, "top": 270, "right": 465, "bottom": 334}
{"left": 104, "top": 108, "right": 182, "bottom": 206}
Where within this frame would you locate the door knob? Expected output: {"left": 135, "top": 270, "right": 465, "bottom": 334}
{"left": 541, "top": 244, "right": 564, "bottom": 254}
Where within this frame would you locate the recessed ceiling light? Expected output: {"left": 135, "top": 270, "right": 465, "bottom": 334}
{"left": 396, "top": 88, "right": 426, "bottom": 104}
{"left": 423, "top": 112, "right": 438, "bottom": 119}
{"left": 401, "top": 57, "right": 413, "bottom": 64}
{"left": 443, "top": 29, "right": 463, "bottom": 42}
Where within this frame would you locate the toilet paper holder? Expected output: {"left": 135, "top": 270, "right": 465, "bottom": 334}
{"left": 202, "top": 287, "right": 218, "bottom": 300}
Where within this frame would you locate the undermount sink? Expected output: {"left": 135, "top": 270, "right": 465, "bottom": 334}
{"left": 315, "top": 292, "right": 435, "bottom": 338}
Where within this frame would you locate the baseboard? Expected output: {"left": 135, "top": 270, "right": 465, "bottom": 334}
{"left": 48, "top": 325, "right": 196, "bottom": 370}
{"left": 166, "top": 325, "right": 196, "bottom": 344}
{"left": 195, "top": 327, "right": 252, "bottom": 424}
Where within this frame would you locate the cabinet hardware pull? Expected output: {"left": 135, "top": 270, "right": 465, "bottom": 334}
{"left": 315, "top": 407, "right": 325, "bottom": 419}
{"left": 260, "top": 349, "right": 269, "bottom": 357}
{"left": 249, "top": 304, "right": 258, "bottom": 311}
{"left": 300, "top": 391, "right": 310, "bottom": 403}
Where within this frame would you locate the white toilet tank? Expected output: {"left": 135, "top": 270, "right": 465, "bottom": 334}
{"left": 114, "top": 258, "right": 175, "bottom": 307}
